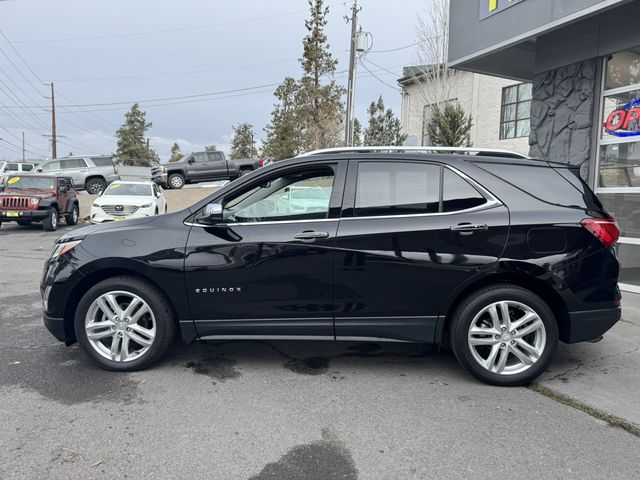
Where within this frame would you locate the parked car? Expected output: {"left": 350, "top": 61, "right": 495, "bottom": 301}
{"left": 41, "top": 147, "right": 621, "bottom": 386}
{"left": 153, "top": 151, "right": 263, "bottom": 189}
{"left": 0, "top": 161, "right": 37, "bottom": 175}
{"left": 36, "top": 155, "right": 119, "bottom": 194}
{"left": 90, "top": 180, "right": 167, "bottom": 224}
{"left": 0, "top": 174, "right": 79, "bottom": 231}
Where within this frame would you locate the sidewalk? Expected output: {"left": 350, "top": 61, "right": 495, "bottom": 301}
{"left": 539, "top": 292, "right": 640, "bottom": 427}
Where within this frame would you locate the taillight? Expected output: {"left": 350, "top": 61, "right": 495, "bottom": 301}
{"left": 259, "top": 159, "right": 265, "bottom": 167}
{"left": 114, "top": 164, "right": 119, "bottom": 175}
{"left": 581, "top": 218, "right": 620, "bottom": 247}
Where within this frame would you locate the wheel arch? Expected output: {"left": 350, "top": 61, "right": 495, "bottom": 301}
{"left": 437, "top": 272, "right": 570, "bottom": 345}
{"left": 62, "top": 267, "right": 183, "bottom": 344}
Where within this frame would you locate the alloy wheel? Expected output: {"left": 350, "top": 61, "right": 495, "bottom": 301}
{"left": 467, "top": 300, "right": 546, "bottom": 376}
{"left": 84, "top": 290, "right": 156, "bottom": 362}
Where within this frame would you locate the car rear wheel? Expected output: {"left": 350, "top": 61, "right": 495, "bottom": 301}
{"left": 168, "top": 174, "right": 185, "bottom": 189}
{"left": 450, "top": 286, "right": 558, "bottom": 386}
{"left": 43, "top": 208, "right": 58, "bottom": 231}
{"left": 239, "top": 169, "right": 251, "bottom": 177}
{"left": 66, "top": 204, "right": 79, "bottom": 225}
{"left": 86, "top": 178, "right": 107, "bottom": 195}
{"left": 74, "top": 276, "right": 176, "bottom": 371}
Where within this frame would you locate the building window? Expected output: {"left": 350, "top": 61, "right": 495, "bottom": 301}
{"left": 500, "top": 83, "right": 531, "bottom": 139}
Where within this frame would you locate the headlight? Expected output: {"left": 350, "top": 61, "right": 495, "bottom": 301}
{"left": 160, "top": 166, "right": 166, "bottom": 174}
{"left": 30, "top": 197, "right": 39, "bottom": 206}
{"left": 49, "top": 239, "right": 83, "bottom": 260}
{"left": 140, "top": 203, "right": 152, "bottom": 208}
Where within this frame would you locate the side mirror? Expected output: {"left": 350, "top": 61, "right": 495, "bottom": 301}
{"left": 36, "top": 168, "right": 43, "bottom": 173}
{"left": 196, "top": 203, "right": 224, "bottom": 225}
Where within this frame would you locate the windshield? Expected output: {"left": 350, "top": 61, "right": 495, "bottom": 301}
{"left": 104, "top": 183, "right": 152, "bottom": 196}
{"left": 5, "top": 176, "right": 55, "bottom": 190}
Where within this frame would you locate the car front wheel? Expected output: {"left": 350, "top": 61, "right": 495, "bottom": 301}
{"left": 74, "top": 276, "right": 176, "bottom": 371}
{"left": 43, "top": 208, "right": 58, "bottom": 231}
{"left": 168, "top": 174, "right": 184, "bottom": 189}
{"left": 450, "top": 286, "right": 558, "bottom": 386}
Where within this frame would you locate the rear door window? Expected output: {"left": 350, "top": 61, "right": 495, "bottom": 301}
{"left": 355, "top": 162, "right": 440, "bottom": 217}
{"left": 442, "top": 168, "right": 487, "bottom": 212}
{"left": 208, "top": 152, "right": 224, "bottom": 162}
{"left": 61, "top": 158, "right": 87, "bottom": 169}
{"left": 22, "top": 164, "right": 34, "bottom": 172}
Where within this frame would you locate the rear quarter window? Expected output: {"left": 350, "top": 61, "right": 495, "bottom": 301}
{"left": 477, "top": 162, "right": 596, "bottom": 208}
{"left": 90, "top": 157, "right": 114, "bottom": 167}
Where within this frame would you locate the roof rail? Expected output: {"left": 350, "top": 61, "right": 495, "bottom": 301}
{"left": 297, "top": 146, "right": 530, "bottom": 159}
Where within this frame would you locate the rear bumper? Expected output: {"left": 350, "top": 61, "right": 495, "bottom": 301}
{"left": 0, "top": 209, "right": 49, "bottom": 221}
{"left": 565, "top": 307, "right": 621, "bottom": 343}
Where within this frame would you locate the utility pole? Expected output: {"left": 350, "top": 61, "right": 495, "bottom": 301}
{"left": 49, "top": 82, "right": 58, "bottom": 159}
{"left": 22, "top": 132, "right": 25, "bottom": 162}
{"left": 344, "top": 0, "right": 361, "bottom": 147}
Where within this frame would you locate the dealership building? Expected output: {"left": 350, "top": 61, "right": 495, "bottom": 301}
{"left": 448, "top": 0, "right": 640, "bottom": 292}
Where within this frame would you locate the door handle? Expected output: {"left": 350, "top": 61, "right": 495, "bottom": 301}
{"left": 294, "top": 231, "right": 330, "bottom": 240}
{"left": 450, "top": 223, "right": 488, "bottom": 234}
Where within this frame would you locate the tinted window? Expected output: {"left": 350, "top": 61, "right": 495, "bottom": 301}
{"left": 22, "top": 164, "right": 33, "bottom": 171}
{"left": 193, "top": 152, "right": 207, "bottom": 163}
{"left": 61, "top": 158, "right": 86, "bottom": 169}
{"left": 91, "top": 157, "right": 113, "bottom": 167}
{"left": 224, "top": 169, "right": 334, "bottom": 223}
{"left": 355, "top": 162, "right": 440, "bottom": 217}
{"left": 6, "top": 163, "right": 18, "bottom": 171}
{"left": 442, "top": 169, "right": 487, "bottom": 212}
{"left": 208, "top": 152, "right": 224, "bottom": 162}
{"left": 478, "top": 162, "right": 593, "bottom": 208}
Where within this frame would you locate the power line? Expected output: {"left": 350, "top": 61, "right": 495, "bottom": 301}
{"left": 5, "top": 4, "right": 341, "bottom": 44}
{"left": 359, "top": 59, "right": 401, "bottom": 92}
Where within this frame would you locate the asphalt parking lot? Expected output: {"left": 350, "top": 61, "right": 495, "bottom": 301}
{"left": 1, "top": 223, "right": 639, "bottom": 479}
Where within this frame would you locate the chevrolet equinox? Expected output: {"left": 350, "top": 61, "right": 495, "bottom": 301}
{"left": 41, "top": 148, "right": 621, "bottom": 386}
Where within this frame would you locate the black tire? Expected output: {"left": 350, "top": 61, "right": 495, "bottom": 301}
{"left": 74, "top": 276, "right": 176, "bottom": 371}
{"left": 66, "top": 203, "right": 79, "bottom": 225}
{"left": 42, "top": 208, "right": 58, "bottom": 231}
{"left": 86, "top": 177, "right": 107, "bottom": 195}
{"left": 239, "top": 169, "right": 251, "bottom": 177}
{"left": 168, "top": 173, "right": 185, "bottom": 189}
{"left": 450, "top": 285, "right": 559, "bottom": 387}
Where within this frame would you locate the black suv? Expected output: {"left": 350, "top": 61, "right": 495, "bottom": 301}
{"left": 41, "top": 148, "right": 621, "bottom": 386}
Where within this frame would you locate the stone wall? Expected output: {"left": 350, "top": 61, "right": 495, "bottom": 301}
{"left": 529, "top": 59, "right": 598, "bottom": 179}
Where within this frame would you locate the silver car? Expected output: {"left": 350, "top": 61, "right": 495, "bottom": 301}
{"left": 36, "top": 156, "right": 119, "bottom": 194}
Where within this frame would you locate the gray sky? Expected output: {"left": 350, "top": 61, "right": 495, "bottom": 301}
{"left": 0, "top": 0, "right": 425, "bottom": 161}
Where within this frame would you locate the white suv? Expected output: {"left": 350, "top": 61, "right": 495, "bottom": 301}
{"left": 0, "top": 161, "right": 37, "bottom": 175}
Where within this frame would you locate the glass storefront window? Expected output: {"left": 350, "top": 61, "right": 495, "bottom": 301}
{"left": 605, "top": 50, "right": 640, "bottom": 90}
{"left": 617, "top": 243, "right": 640, "bottom": 287}
{"left": 601, "top": 88, "right": 640, "bottom": 138}
{"left": 598, "top": 192, "right": 640, "bottom": 238}
{"left": 598, "top": 144, "right": 640, "bottom": 188}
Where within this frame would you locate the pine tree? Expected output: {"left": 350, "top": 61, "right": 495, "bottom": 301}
{"left": 205, "top": 145, "right": 217, "bottom": 152}
{"left": 352, "top": 118, "right": 363, "bottom": 147}
{"left": 426, "top": 103, "right": 473, "bottom": 147}
{"left": 262, "top": 77, "right": 302, "bottom": 160}
{"left": 169, "top": 142, "right": 183, "bottom": 163}
{"left": 296, "top": 0, "right": 345, "bottom": 151}
{"left": 114, "top": 103, "right": 158, "bottom": 166}
{"left": 363, "top": 96, "right": 407, "bottom": 147}
{"left": 230, "top": 123, "right": 258, "bottom": 159}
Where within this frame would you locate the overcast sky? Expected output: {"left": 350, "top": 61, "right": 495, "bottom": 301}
{"left": 0, "top": 0, "right": 426, "bottom": 161}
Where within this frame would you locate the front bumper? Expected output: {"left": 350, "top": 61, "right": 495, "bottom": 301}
{"left": 43, "top": 312, "right": 68, "bottom": 343}
{"left": 89, "top": 207, "right": 154, "bottom": 224}
{"left": 565, "top": 307, "right": 621, "bottom": 343}
{"left": 0, "top": 209, "right": 49, "bottom": 221}
{"left": 152, "top": 174, "right": 168, "bottom": 187}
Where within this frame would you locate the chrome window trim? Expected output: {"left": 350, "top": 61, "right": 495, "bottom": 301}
{"left": 340, "top": 200, "right": 502, "bottom": 222}
{"left": 185, "top": 217, "right": 337, "bottom": 228}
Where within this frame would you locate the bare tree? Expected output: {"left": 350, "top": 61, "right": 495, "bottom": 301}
{"left": 413, "top": 0, "right": 463, "bottom": 107}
